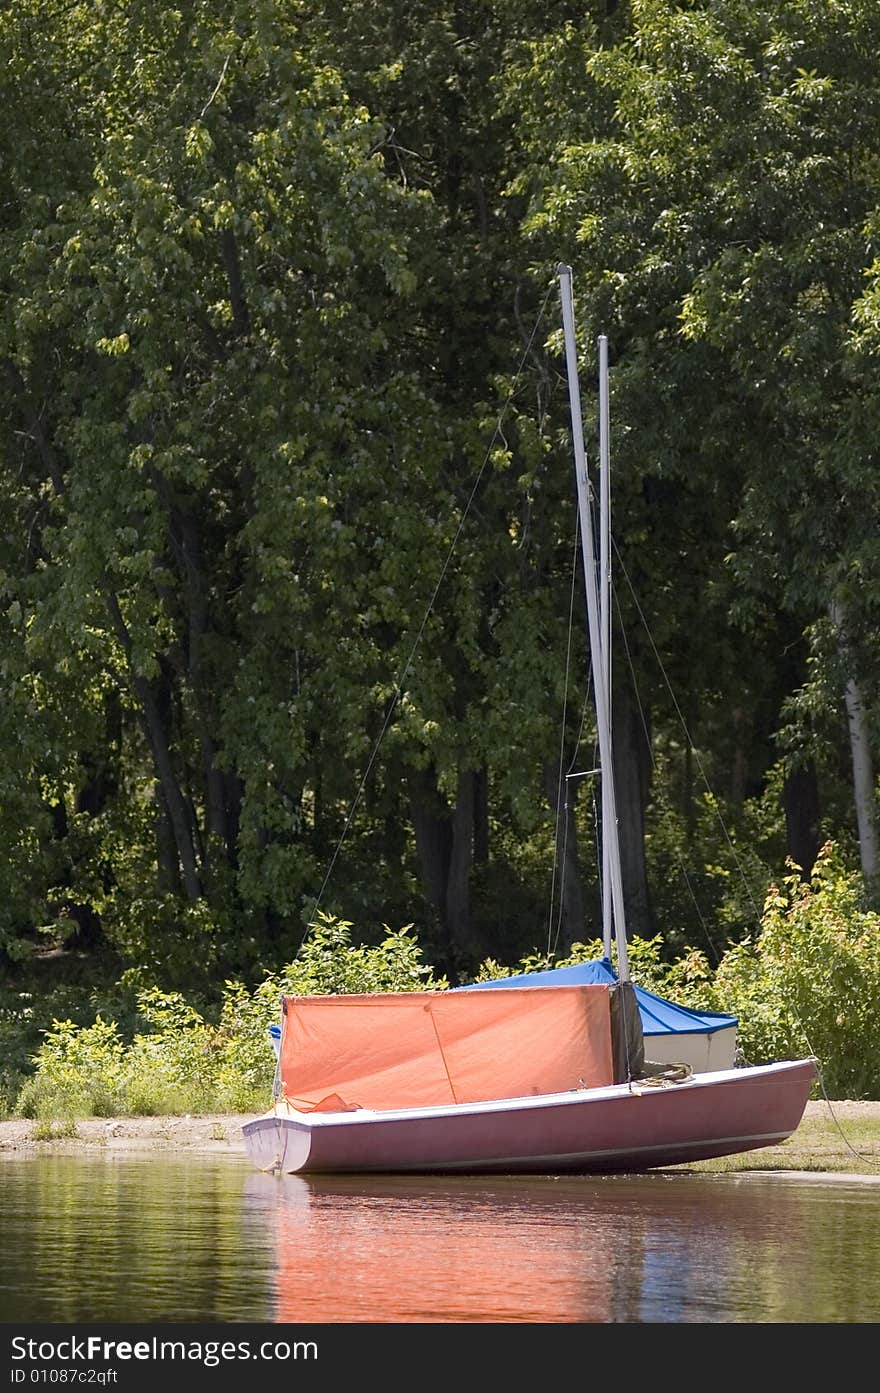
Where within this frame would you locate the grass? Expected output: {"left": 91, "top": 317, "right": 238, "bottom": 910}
{"left": 686, "top": 1112, "right": 880, "bottom": 1175}
{"left": 30, "top": 1117, "right": 79, "bottom": 1142}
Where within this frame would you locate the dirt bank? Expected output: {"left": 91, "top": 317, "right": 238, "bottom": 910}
{"left": 0, "top": 1112, "right": 254, "bottom": 1157}
{"left": 1, "top": 1099, "right": 878, "bottom": 1162}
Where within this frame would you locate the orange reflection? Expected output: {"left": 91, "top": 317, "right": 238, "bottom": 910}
{"left": 244, "top": 1170, "right": 880, "bottom": 1324}
{"left": 248, "top": 1172, "right": 626, "bottom": 1322}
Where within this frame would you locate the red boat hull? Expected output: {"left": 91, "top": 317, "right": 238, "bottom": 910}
{"left": 242, "top": 1058, "right": 817, "bottom": 1175}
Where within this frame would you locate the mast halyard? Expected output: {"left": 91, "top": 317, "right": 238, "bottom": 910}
{"left": 598, "top": 332, "right": 613, "bottom": 962}
{"left": 558, "top": 265, "right": 630, "bottom": 982}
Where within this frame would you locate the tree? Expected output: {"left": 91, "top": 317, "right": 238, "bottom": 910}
{"left": 0, "top": 1, "right": 452, "bottom": 978}
{"left": 508, "top": 0, "right": 880, "bottom": 913}
{"left": 0, "top": 0, "right": 621, "bottom": 982}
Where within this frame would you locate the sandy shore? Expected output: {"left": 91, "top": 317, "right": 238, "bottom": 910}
{"left": 1, "top": 1099, "right": 878, "bottom": 1163}
{"left": 0, "top": 1112, "right": 254, "bottom": 1156}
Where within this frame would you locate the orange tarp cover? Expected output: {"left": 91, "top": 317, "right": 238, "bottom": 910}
{"left": 279, "top": 985, "right": 613, "bottom": 1113}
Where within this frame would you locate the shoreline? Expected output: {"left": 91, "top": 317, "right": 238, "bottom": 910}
{"left": 1, "top": 1100, "right": 879, "bottom": 1173}
{"left": 0, "top": 1112, "right": 254, "bottom": 1157}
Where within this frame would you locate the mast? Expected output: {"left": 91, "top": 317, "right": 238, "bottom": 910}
{"left": 558, "top": 265, "right": 630, "bottom": 981}
{"left": 598, "top": 333, "right": 613, "bottom": 961}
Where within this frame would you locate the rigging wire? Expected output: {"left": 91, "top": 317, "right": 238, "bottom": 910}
{"left": 813, "top": 1068, "right": 880, "bottom": 1170}
{"left": 611, "top": 577, "right": 723, "bottom": 966}
{"left": 608, "top": 539, "right": 878, "bottom": 1160}
{"left": 546, "top": 512, "right": 582, "bottom": 961}
{"left": 547, "top": 507, "right": 604, "bottom": 965}
{"left": 611, "top": 536, "right": 765, "bottom": 932}
{"left": 303, "top": 280, "right": 557, "bottom": 938}
{"left": 550, "top": 688, "right": 596, "bottom": 964}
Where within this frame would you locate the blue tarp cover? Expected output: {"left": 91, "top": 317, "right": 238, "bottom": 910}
{"left": 461, "top": 958, "right": 737, "bottom": 1036}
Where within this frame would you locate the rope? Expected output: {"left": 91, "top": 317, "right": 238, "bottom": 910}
{"left": 546, "top": 514, "right": 583, "bottom": 961}
{"left": 426, "top": 1003, "right": 458, "bottom": 1105}
{"left": 814, "top": 1085, "right": 880, "bottom": 1170}
{"left": 630, "top": 1061, "right": 694, "bottom": 1092}
{"left": 613, "top": 537, "right": 764, "bottom": 930}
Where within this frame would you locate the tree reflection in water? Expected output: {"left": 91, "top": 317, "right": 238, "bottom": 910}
{"left": 244, "top": 1170, "right": 880, "bottom": 1323}
{"left": 2, "top": 1155, "right": 878, "bottom": 1322}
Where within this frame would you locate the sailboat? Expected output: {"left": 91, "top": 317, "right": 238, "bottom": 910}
{"left": 242, "top": 265, "right": 816, "bottom": 1176}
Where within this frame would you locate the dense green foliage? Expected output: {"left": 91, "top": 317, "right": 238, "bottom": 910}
{"left": 712, "top": 846, "right": 880, "bottom": 1096}
{"left": 13, "top": 849, "right": 880, "bottom": 1116}
{"left": 15, "top": 912, "right": 447, "bottom": 1118}
{"left": 1, "top": 1, "right": 879, "bottom": 1050}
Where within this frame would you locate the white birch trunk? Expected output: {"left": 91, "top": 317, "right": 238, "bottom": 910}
{"left": 830, "top": 598, "right": 879, "bottom": 884}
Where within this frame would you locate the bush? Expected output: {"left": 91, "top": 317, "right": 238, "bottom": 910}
{"left": 0, "top": 991, "right": 37, "bottom": 1118}
{"left": 14, "top": 914, "right": 447, "bottom": 1118}
{"left": 713, "top": 844, "right": 880, "bottom": 1097}
{"left": 14, "top": 874, "right": 880, "bottom": 1116}
{"left": 17, "top": 1016, "right": 127, "bottom": 1120}
{"left": 122, "top": 988, "right": 220, "bottom": 1116}
{"left": 470, "top": 933, "right": 717, "bottom": 1006}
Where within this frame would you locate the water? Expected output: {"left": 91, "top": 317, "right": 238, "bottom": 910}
{"left": 1, "top": 1153, "right": 879, "bottom": 1323}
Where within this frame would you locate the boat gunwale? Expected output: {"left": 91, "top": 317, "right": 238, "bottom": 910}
{"left": 243, "top": 1058, "right": 817, "bottom": 1133}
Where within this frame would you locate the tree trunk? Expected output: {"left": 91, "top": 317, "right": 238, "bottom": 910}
{"left": 729, "top": 706, "right": 750, "bottom": 805}
{"left": 409, "top": 765, "right": 470, "bottom": 983}
{"left": 9, "top": 362, "right": 208, "bottom": 900}
{"left": 683, "top": 733, "right": 696, "bottom": 848}
{"left": 105, "top": 592, "right": 203, "bottom": 901}
{"left": 155, "top": 785, "right": 181, "bottom": 893}
{"left": 611, "top": 680, "right": 655, "bottom": 938}
{"left": 76, "top": 689, "right": 121, "bottom": 817}
{"left": 410, "top": 773, "right": 449, "bottom": 912}
{"left": 782, "top": 760, "right": 820, "bottom": 879}
{"left": 473, "top": 766, "right": 489, "bottom": 865}
{"left": 221, "top": 228, "right": 251, "bottom": 337}
{"left": 164, "top": 496, "right": 233, "bottom": 872}
{"left": 831, "top": 599, "right": 879, "bottom": 886}
{"left": 223, "top": 771, "right": 244, "bottom": 869}
{"left": 446, "top": 770, "right": 474, "bottom": 969}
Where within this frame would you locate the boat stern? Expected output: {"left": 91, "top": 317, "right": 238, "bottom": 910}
{"left": 242, "top": 1110, "right": 313, "bottom": 1173}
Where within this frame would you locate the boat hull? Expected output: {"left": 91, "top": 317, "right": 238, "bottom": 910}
{"left": 242, "top": 1058, "right": 816, "bottom": 1176}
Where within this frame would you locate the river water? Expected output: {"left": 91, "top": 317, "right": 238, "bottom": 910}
{"left": 1, "top": 1152, "right": 879, "bottom": 1323}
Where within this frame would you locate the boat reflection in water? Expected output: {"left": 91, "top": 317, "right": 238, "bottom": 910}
{"left": 243, "top": 1168, "right": 880, "bottom": 1323}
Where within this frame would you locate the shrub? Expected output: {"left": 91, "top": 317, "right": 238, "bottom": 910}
{"left": 123, "top": 988, "right": 220, "bottom": 1116}
{"left": 15, "top": 914, "right": 447, "bottom": 1117}
{"left": 15, "top": 878, "right": 880, "bottom": 1115}
{"left": 713, "top": 844, "right": 880, "bottom": 1096}
{"left": 17, "top": 1016, "right": 127, "bottom": 1120}
{"left": 0, "top": 991, "right": 37, "bottom": 1118}
{"left": 470, "top": 934, "right": 716, "bottom": 1006}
